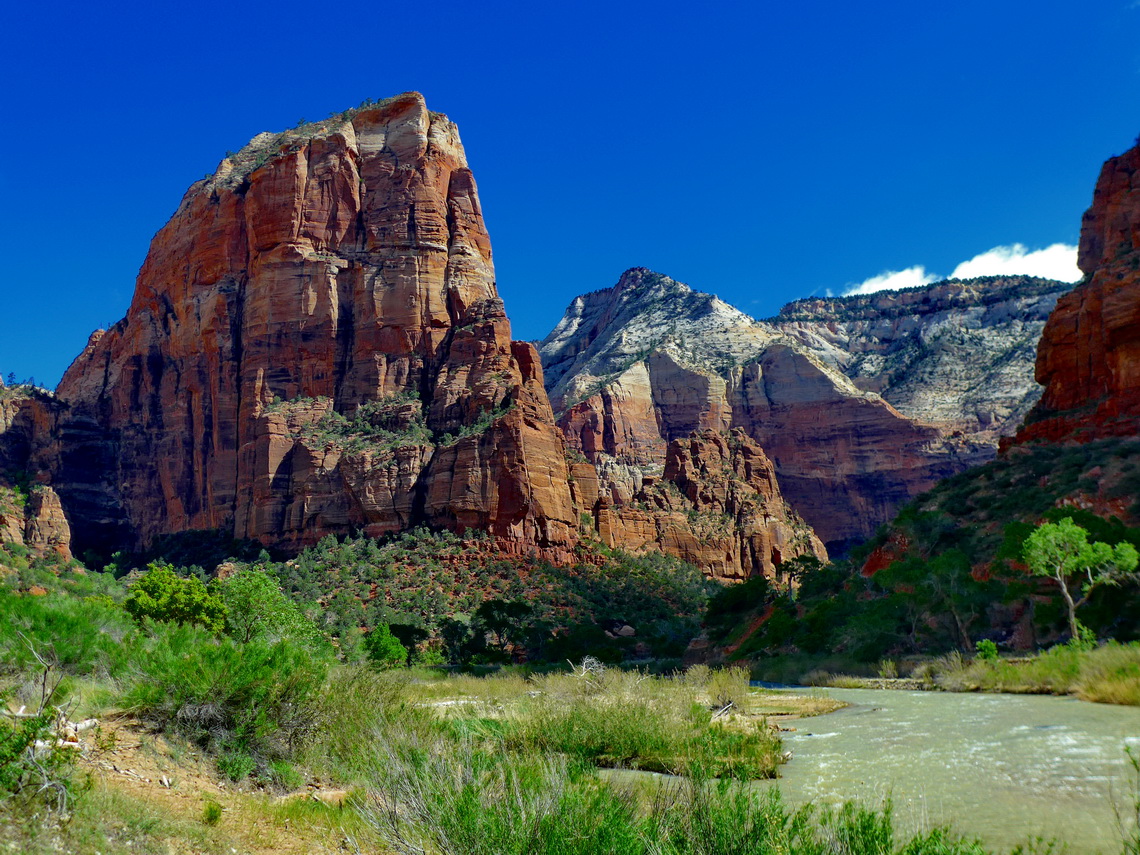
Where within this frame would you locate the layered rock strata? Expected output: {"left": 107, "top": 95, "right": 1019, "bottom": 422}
{"left": 49, "top": 93, "right": 579, "bottom": 556}
{"left": 593, "top": 430, "right": 826, "bottom": 581}
{"left": 774, "top": 276, "right": 1069, "bottom": 442}
{"left": 541, "top": 269, "right": 1062, "bottom": 551}
{"left": 0, "top": 388, "right": 74, "bottom": 559}
{"left": 1017, "top": 141, "right": 1140, "bottom": 443}
{"left": 1, "top": 94, "right": 819, "bottom": 584}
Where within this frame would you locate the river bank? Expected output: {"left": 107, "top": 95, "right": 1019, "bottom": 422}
{"left": 765, "top": 642, "right": 1140, "bottom": 706}
{"left": 609, "top": 686, "right": 1140, "bottom": 853}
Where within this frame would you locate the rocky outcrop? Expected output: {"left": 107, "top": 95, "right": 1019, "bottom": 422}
{"left": 774, "top": 276, "right": 1070, "bottom": 443}
{"left": 0, "top": 388, "right": 74, "bottom": 559}
{"left": 1017, "top": 142, "right": 1140, "bottom": 443}
{"left": 23, "top": 486, "right": 72, "bottom": 559}
{"left": 540, "top": 269, "right": 1033, "bottom": 551}
{"left": 46, "top": 93, "right": 579, "bottom": 557}
{"left": 593, "top": 430, "right": 826, "bottom": 581}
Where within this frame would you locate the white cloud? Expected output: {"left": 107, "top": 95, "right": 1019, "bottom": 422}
{"left": 838, "top": 242, "right": 1081, "bottom": 298}
{"left": 843, "top": 265, "right": 937, "bottom": 296}
{"left": 949, "top": 243, "right": 1081, "bottom": 283}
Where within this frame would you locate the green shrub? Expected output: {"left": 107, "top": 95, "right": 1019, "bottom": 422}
{"left": 974, "top": 639, "right": 999, "bottom": 662}
{"left": 217, "top": 751, "right": 255, "bottom": 782}
{"left": 123, "top": 563, "right": 226, "bottom": 633}
{"left": 365, "top": 624, "right": 408, "bottom": 670}
{"left": 201, "top": 799, "right": 223, "bottom": 826}
{"left": 216, "top": 566, "right": 325, "bottom": 647}
{"left": 267, "top": 759, "right": 305, "bottom": 791}
{"left": 0, "top": 588, "right": 140, "bottom": 685}
{"left": 119, "top": 624, "right": 328, "bottom": 760}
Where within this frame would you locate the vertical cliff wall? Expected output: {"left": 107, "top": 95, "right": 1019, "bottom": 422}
{"left": 1017, "top": 141, "right": 1140, "bottom": 443}
{"left": 52, "top": 93, "right": 579, "bottom": 556}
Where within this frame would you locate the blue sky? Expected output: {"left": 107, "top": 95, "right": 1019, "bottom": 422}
{"left": 2, "top": 0, "right": 1138, "bottom": 387}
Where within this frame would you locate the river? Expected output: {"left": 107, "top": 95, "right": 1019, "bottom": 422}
{"left": 601, "top": 687, "right": 1139, "bottom": 851}
{"left": 775, "top": 688, "right": 1140, "bottom": 853}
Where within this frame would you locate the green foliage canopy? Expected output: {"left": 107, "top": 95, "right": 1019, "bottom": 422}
{"left": 1023, "top": 517, "right": 1140, "bottom": 641}
{"left": 123, "top": 562, "right": 226, "bottom": 633}
{"left": 364, "top": 623, "right": 408, "bottom": 670}
{"left": 215, "top": 566, "right": 324, "bottom": 647}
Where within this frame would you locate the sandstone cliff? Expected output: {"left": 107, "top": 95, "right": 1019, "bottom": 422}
{"left": 540, "top": 269, "right": 1064, "bottom": 551}
{"left": 1017, "top": 141, "right": 1140, "bottom": 443}
{"left": 592, "top": 429, "right": 826, "bottom": 582}
{"left": 0, "top": 387, "right": 73, "bottom": 560}
{"left": 0, "top": 95, "right": 820, "bottom": 584}
{"left": 47, "top": 93, "right": 578, "bottom": 557}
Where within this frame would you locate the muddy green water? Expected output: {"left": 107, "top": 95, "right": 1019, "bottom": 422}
{"left": 606, "top": 689, "right": 1139, "bottom": 852}
{"left": 776, "top": 689, "right": 1139, "bottom": 852}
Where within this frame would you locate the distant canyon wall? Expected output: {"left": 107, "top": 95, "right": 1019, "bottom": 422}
{"left": 541, "top": 269, "right": 1069, "bottom": 551}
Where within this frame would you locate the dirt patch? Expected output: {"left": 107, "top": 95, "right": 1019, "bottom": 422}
{"left": 73, "top": 717, "right": 366, "bottom": 854}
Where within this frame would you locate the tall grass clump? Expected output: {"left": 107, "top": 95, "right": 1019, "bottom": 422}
{"left": 303, "top": 666, "right": 439, "bottom": 781}
{"left": 936, "top": 641, "right": 1140, "bottom": 705}
{"left": 360, "top": 737, "right": 990, "bottom": 855}
{"left": 498, "top": 667, "right": 782, "bottom": 779}
{"left": 363, "top": 733, "right": 647, "bottom": 855}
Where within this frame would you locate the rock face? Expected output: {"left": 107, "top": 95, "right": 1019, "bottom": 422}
{"left": 48, "top": 93, "right": 579, "bottom": 557}
{"left": 2, "top": 94, "right": 815, "bottom": 584}
{"left": 0, "top": 388, "right": 74, "bottom": 559}
{"left": 593, "top": 430, "right": 826, "bottom": 581}
{"left": 541, "top": 269, "right": 1065, "bottom": 551}
{"left": 774, "top": 276, "right": 1069, "bottom": 443}
{"left": 1017, "top": 141, "right": 1140, "bottom": 443}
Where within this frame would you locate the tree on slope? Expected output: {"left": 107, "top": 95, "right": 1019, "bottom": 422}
{"left": 215, "top": 566, "right": 324, "bottom": 647}
{"left": 1023, "top": 517, "right": 1139, "bottom": 643}
{"left": 124, "top": 562, "right": 226, "bottom": 633}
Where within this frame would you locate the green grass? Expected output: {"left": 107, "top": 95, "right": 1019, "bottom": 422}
{"left": 1, "top": 556, "right": 1131, "bottom": 854}
{"left": 0, "top": 785, "right": 234, "bottom": 855}
{"left": 510, "top": 672, "right": 779, "bottom": 778}
{"left": 936, "top": 642, "right": 1140, "bottom": 704}
{"left": 359, "top": 732, "right": 993, "bottom": 855}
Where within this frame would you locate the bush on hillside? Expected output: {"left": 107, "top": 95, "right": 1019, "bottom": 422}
{"left": 119, "top": 622, "right": 328, "bottom": 768}
{"left": 123, "top": 562, "right": 226, "bottom": 633}
{"left": 365, "top": 624, "right": 408, "bottom": 670}
{"left": 215, "top": 566, "right": 325, "bottom": 648}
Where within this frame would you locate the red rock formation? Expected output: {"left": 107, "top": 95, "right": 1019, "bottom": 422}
{"left": 1, "top": 97, "right": 825, "bottom": 582}
{"left": 730, "top": 345, "right": 987, "bottom": 550}
{"left": 1017, "top": 142, "right": 1140, "bottom": 443}
{"left": 593, "top": 429, "right": 826, "bottom": 581}
{"left": 541, "top": 269, "right": 992, "bottom": 552}
{"left": 23, "top": 486, "right": 72, "bottom": 560}
{"left": 0, "top": 391, "right": 74, "bottom": 559}
{"left": 51, "top": 93, "right": 578, "bottom": 556}
{"left": 556, "top": 338, "right": 984, "bottom": 551}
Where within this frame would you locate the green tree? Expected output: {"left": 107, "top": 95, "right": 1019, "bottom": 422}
{"left": 439, "top": 615, "right": 475, "bottom": 665}
{"left": 388, "top": 623, "right": 429, "bottom": 665}
{"left": 363, "top": 623, "right": 407, "bottom": 670}
{"left": 215, "top": 567, "right": 323, "bottom": 647}
{"left": 124, "top": 562, "right": 226, "bottom": 633}
{"left": 1023, "top": 517, "right": 1140, "bottom": 642}
{"left": 472, "top": 599, "right": 533, "bottom": 661}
